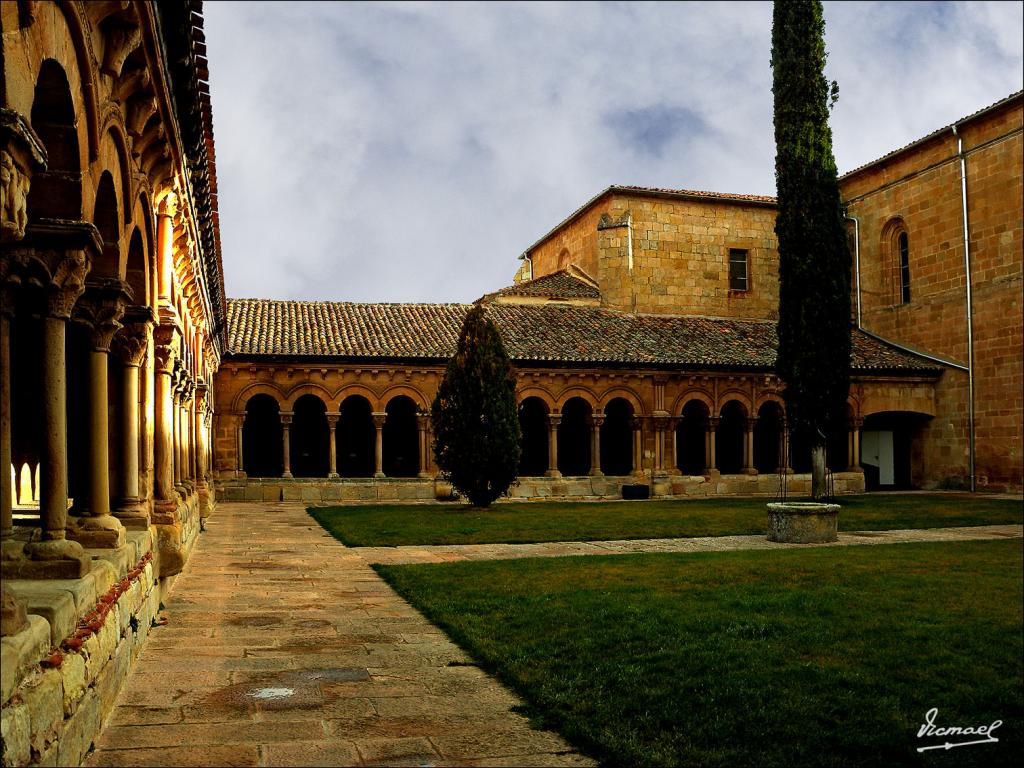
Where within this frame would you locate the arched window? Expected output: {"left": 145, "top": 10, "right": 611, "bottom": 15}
{"left": 898, "top": 231, "right": 910, "bottom": 304}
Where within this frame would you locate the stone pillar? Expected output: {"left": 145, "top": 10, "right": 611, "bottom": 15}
{"left": 281, "top": 412, "right": 294, "bottom": 478}
{"left": 235, "top": 419, "right": 245, "bottom": 477}
{"left": 194, "top": 383, "right": 208, "bottom": 483}
{"left": 744, "top": 417, "right": 758, "bottom": 475}
{"left": 171, "top": 374, "right": 183, "bottom": 490}
{"left": 69, "top": 279, "right": 129, "bottom": 548}
{"left": 669, "top": 417, "right": 681, "bottom": 475}
{"left": 631, "top": 417, "right": 644, "bottom": 478}
{"left": 416, "top": 413, "right": 431, "bottom": 478}
{"left": 372, "top": 412, "right": 386, "bottom": 478}
{"left": 153, "top": 323, "right": 179, "bottom": 511}
{"left": 848, "top": 418, "right": 864, "bottom": 472}
{"left": 545, "top": 414, "right": 561, "bottom": 478}
{"left": 327, "top": 413, "right": 339, "bottom": 478}
{"left": 652, "top": 414, "right": 669, "bottom": 475}
{"left": 24, "top": 247, "right": 91, "bottom": 576}
{"left": 156, "top": 193, "right": 176, "bottom": 300}
{"left": 589, "top": 414, "right": 604, "bottom": 477}
{"left": 111, "top": 310, "right": 151, "bottom": 529}
{"left": 706, "top": 417, "right": 720, "bottom": 473}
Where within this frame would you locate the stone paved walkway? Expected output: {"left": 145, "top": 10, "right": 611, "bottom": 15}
{"left": 85, "top": 502, "right": 593, "bottom": 767}
{"left": 353, "top": 524, "right": 1023, "bottom": 565}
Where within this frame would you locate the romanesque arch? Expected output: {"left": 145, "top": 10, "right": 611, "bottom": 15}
{"left": 557, "top": 397, "right": 591, "bottom": 476}
{"left": 600, "top": 397, "right": 634, "bottom": 476}
{"left": 518, "top": 396, "right": 549, "bottom": 477}
{"left": 379, "top": 385, "right": 428, "bottom": 413}
{"left": 27, "top": 59, "right": 83, "bottom": 221}
{"left": 676, "top": 399, "right": 709, "bottom": 475}
{"left": 283, "top": 383, "right": 333, "bottom": 411}
{"left": 555, "top": 387, "right": 598, "bottom": 412}
{"left": 242, "top": 394, "right": 282, "bottom": 477}
{"left": 334, "top": 385, "right": 380, "bottom": 413}
{"left": 598, "top": 387, "right": 645, "bottom": 417}
{"left": 717, "top": 400, "right": 748, "bottom": 474}
{"left": 290, "top": 394, "right": 329, "bottom": 478}
{"left": 337, "top": 394, "right": 374, "bottom": 477}
{"left": 383, "top": 395, "right": 420, "bottom": 477}
{"left": 91, "top": 170, "right": 121, "bottom": 277}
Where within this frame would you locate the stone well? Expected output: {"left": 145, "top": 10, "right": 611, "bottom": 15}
{"left": 766, "top": 502, "right": 839, "bottom": 544}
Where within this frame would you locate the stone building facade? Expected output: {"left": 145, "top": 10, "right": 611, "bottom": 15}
{"left": 1, "top": 2, "right": 224, "bottom": 763}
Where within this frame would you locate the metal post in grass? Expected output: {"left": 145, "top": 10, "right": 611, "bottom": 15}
{"left": 768, "top": 0, "right": 850, "bottom": 541}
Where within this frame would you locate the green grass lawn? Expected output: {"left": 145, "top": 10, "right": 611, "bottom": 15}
{"left": 309, "top": 494, "right": 1022, "bottom": 547}
{"left": 376, "top": 540, "right": 1023, "bottom": 767}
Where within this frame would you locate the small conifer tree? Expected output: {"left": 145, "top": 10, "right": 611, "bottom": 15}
{"left": 772, "top": 0, "right": 852, "bottom": 499}
{"left": 431, "top": 305, "right": 521, "bottom": 507}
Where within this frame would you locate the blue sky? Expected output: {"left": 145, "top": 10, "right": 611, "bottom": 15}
{"left": 203, "top": 1, "right": 1023, "bottom": 304}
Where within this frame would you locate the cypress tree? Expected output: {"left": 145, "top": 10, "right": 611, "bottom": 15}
{"left": 771, "top": 0, "right": 852, "bottom": 499}
{"left": 431, "top": 304, "right": 521, "bottom": 507}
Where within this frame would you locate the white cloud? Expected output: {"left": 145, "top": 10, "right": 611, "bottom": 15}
{"left": 201, "top": 0, "right": 1023, "bottom": 304}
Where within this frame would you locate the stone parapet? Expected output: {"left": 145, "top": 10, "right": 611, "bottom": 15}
{"left": 0, "top": 532, "right": 159, "bottom": 767}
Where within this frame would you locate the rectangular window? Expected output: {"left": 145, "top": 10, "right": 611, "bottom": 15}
{"left": 729, "top": 249, "right": 749, "bottom": 291}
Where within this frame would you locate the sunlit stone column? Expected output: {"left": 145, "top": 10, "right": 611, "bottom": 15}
{"left": 589, "top": 414, "right": 604, "bottom": 477}
{"left": 172, "top": 374, "right": 183, "bottom": 491}
{"left": 372, "top": 412, "right": 386, "bottom": 478}
{"left": 744, "top": 417, "right": 758, "bottom": 475}
{"left": 69, "top": 279, "right": 129, "bottom": 548}
{"left": 545, "top": 414, "right": 561, "bottom": 478}
{"left": 280, "top": 411, "right": 293, "bottom": 479}
{"left": 706, "top": 417, "right": 720, "bottom": 473}
{"left": 112, "top": 310, "right": 151, "bottom": 529}
{"left": 153, "top": 324, "right": 179, "bottom": 511}
{"left": 631, "top": 417, "right": 644, "bottom": 478}
{"left": 669, "top": 417, "right": 681, "bottom": 475}
{"left": 235, "top": 417, "right": 245, "bottom": 477}
{"left": 416, "top": 414, "right": 431, "bottom": 478}
{"left": 326, "top": 413, "right": 339, "bottom": 478}
{"left": 23, "top": 248, "right": 91, "bottom": 575}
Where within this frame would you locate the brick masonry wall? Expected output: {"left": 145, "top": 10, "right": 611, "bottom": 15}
{"left": 842, "top": 99, "right": 1023, "bottom": 488}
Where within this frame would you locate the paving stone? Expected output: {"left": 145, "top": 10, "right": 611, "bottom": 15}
{"left": 89, "top": 502, "right": 592, "bottom": 767}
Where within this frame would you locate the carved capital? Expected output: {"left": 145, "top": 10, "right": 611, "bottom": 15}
{"left": 1, "top": 108, "right": 46, "bottom": 244}
{"left": 157, "top": 190, "right": 178, "bottom": 219}
{"left": 707, "top": 417, "right": 721, "bottom": 430}
{"left": 112, "top": 308, "right": 152, "bottom": 367}
{"left": 372, "top": 413, "right": 387, "bottom": 429}
{"left": 590, "top": 415, "right": 605, "bottom": 428}
{"left": 280, "top": 412, "right": 293, "bottom": 427}
{"left": 47, "top": 250, "right": 91, "bottom": 319}
{"left": 194, "top": 382, "right": 209, "bottom": 410}
{"left": 153, "top": 322, "right": 179, "bottom": 374}
{"left": 850, "top": 418, "right": 864, "bottom": 431}
{"left": 327, "top": 413, "right": 340, "bottom": 427}
{"left": 73, "top": 278, "right": 132, "bottom": 351}
{"left": 547, "top": 414, "right": 561, "bottom": 428}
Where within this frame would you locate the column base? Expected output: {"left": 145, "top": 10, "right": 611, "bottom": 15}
{"left": 545, "top": 470, "right": 562, "bottom": 478}
{"left": 742, "top": 468, "right": 759, "bottom": 476}
{"left": 282, "top": 472, "right": 294, "bottom": 479}
{"left": 589, "top": 469, "right": 605, "bottom": 477}
{"left": 115, "top": 499, "right": 151, "bottom": 531}
{"left": 373, "top": 472, "right": 385, "bottom": 479}
{"left": 328, "top": 473, "right": 340, "bottom": 479}
{"left": 417, "top": 471, "right": 431, "bottom": 479}
{"left": 67, "top": 514, "right": 127, "bottom": 548}
{"left": 8, "top": 538, "right": 91, "bottom": 579}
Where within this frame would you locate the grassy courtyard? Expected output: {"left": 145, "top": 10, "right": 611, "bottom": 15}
{"left": 309, "top": 493, "right": 1023, "bottom": 547}
{"left": 375, "top": 540, "right": 1023, "bottom": 767}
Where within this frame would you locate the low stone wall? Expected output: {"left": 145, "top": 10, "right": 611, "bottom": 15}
{"left": 1, "top": 534, "right": 161, "bottom": 767}
{"left": 215, "top": 471, "right": 865, "bottom": 504}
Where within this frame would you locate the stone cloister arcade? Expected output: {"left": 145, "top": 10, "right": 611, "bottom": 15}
{"left": 215, "top": 368, "right": 872, "bottom": 500}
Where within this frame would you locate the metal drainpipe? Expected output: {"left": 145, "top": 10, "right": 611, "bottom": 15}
{"left": 626, "top": 213, "right": 635, "bottom": 312}
{"left": 847, "top": 214, "right": 863, "bottom": 327}
{"left": 953, "top": 124, "right": 977, "bottom": 492}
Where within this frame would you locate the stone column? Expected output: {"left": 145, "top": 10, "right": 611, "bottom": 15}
{"left": 652, "top": 414, "right": 669, "bottom": 475}
{"left": 153, "top": 323, "right": 179, "bottom": 511}
{"left": 280, "top": 412, "right": 294, "bottom": 478}
{"left": 416, "top": 414, "right": 431, "bottom": 478}
{"left": 171, "top": 373, "right": 183, "bottom": 491}
{"left": 669, "top": 417, "right": 681, "bottom": 475}
{"left": 111, "top": 311, "right": 151, "bottom": 529}
{"left": 194, "top": 383, "right": 208, "bottom": 484}
{"left": 326, "top": 413, "right": 339, "bottom": 478}
{"left": 545, "top": 414, "right": 561, "bottom": 478}
{"left": 744, "top": 417, "right": 758, "bottom": 475}
{"left": 156, "top": 193, "right": 176, "bottom": 299}
{"left": 235, "top": 418, "right": 245, "bottom": 477}
{"left": 372, "top": 412, "right": 386, "bottom": 478}
{"left": 631, "top": 417, "right": 644, "bottom": 478}
{"left": 24, "top": 247, "right": 91, "bottom": 576}
{"left": 706, "top": 417, "right": 720, "bottom": 473}
{"left": 69, "top": 279, "right": 130, "bottom": 548}
{"left": 589, "top": 414, "right": 604, "bottom": 477}
{"left": 848, "top": 418, "right": 864, "bottom": 471}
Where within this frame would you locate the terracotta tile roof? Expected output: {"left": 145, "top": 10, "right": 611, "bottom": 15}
{"left": 487, "top": 270, "right": 600, "bottom": 301}
{"left": 226, "top": 299, "right": 942, "bottom": 374}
